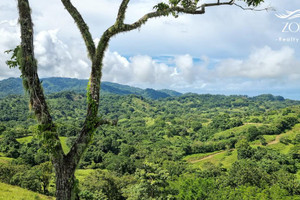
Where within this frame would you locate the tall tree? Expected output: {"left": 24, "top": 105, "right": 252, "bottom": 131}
{"left": 14, "top": 0, "right": 265, "bottom": 199}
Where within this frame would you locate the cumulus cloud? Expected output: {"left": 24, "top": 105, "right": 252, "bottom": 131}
{"left": 34, "top": 29, "right": 91, "bottom": 78}
{"left": 0, "top": 21, "right": 20, "bottom": 79}
{"left": 101, "top": 52, "right": 211, "bottom": 89}
{"left": 101, "top": 46, "right": 300, "bottom": 95}
{"left": 216, "top": 46, "right": 300, "bottom": 80}
{"left": 103, "top": 52, "right": 174, "bottom": 88}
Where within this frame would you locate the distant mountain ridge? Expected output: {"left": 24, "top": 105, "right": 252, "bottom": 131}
{"left": 0, "top": 77, "right": 182, "bottom": 99}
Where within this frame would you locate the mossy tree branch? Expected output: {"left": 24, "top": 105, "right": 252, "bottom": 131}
{"left": 66, "top": 26, "right": 117, "bottom": 164}
{"left": 120, "top": 0, "right": 235, "bottom": 32}
{"left": 61, "top": 0, "right": 96, "bottom": 58}
{"left": 17, "top": 0, "right": 64, "bottom": 158}
{"left": 60, "top": 1, "right": 127, "bottom": 165}
{"left": 116, "top": 0, "right": 130, "bottom": 26}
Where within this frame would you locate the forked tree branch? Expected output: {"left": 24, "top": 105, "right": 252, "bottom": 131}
{"left": 116, "top": 0, "right": 130, "bottom": 26}
{"left": 65, "top": 27, "right": 114, "bottom": 163}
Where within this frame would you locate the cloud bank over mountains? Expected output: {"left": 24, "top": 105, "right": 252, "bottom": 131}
{"left": 0, "top": 0, "right": 299, "bottom": 99}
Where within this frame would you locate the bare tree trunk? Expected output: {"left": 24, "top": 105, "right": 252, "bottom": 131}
{"left": 55, "top": 160, "right": 77, "bottom": 200}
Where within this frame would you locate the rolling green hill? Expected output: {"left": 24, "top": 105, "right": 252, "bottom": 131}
{"left": 0, "top": 182, "right": 54, "bottom": 200}
{"left": 0, "top": 77, "right": 182, "bottom": 99}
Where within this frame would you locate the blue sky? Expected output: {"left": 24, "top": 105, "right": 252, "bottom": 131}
{"left": 0, "top": 0, "right": 300, "bottom": 99}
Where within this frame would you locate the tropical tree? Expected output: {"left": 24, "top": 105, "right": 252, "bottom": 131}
{"left": 11, "top": 0, "right": 265, "bottom": 199}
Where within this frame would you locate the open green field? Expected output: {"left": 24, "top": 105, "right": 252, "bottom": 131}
{"left": 267, "top": 143, "right": 294, "bottom": 154}
{"left": 190, "top": 150, "right": 238, "bottom": 169}
{"left": 0, "top": 182, "right": 54, "bottom": 200}
{"left": 59, "top": 137, "right": 70, "bottom": 154}
{"left": 212, "top": 123, "right": 263, "bottom": 140}
{"left": 0, "top": 156, "right": 13, "bottom": 164}
{"left": 183, "top": 150, "right": 223, "bottom": 163}
{"left": 16, "top": 136, "right": 70, "bottom": 154}
{"left": 16, "top": 136, "right": 33, "bottom": 144}
{"left": 278, "top": 124, "right": 300, "bottom": 141}
{"left": 0, "top": 152, "right": 13, "bottom": 164}
{"left": 250, "top": 135, "right": 277, "bottom": 145}
{"left": 75, "top": 169, "right": 95, "bottom": 182}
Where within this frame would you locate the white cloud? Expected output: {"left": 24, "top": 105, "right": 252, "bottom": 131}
{"left": 0, "top": 22, "right": 20, "bottom": 79}
{"left": 101, "top": 46, "right": 300, "bottom": 95}
{"left": 102, "top": 52, "right": 210, "bottom": 89}
{"left": 103, "top": 52, "right": 175, "bottom": 88}
{"left": 216, "top": 46, "right": 300, "bottom": 80}
{"left": 33, "top": 29, "right": 91, "bottom": 78}
{"left": 102, "top": 50, "right": 131, "bottom": 83}
{"left": 130, "top": 55, "right": 156, "bottom": 83}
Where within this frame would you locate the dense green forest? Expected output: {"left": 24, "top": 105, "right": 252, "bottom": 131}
{"left": 0, "top": 78, "right": 181, "bottom": 99}
{"left": 0, "top": 79, "right": 300, "bottom": 199}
